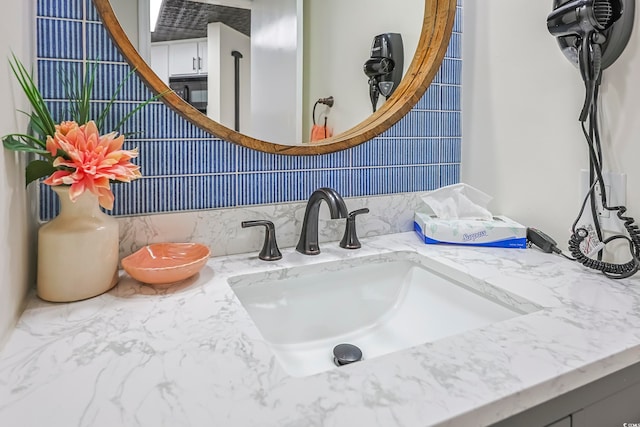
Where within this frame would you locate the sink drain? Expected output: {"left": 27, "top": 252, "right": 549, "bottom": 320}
{"left": 333, "top": 343, "right": 363, "bottom": 366}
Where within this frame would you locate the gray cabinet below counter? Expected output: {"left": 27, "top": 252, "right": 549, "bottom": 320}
{"left": 493, "top": 362, "right": 640, "bottom": 427}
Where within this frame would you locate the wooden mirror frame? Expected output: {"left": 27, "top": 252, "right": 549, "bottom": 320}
{"left": 93, "top": 0, "right": 457, "bottom": 155}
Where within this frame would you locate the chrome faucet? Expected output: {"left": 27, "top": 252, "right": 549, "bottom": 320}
{"left": 296, "top": 188, "right": 348, "bottom": 255}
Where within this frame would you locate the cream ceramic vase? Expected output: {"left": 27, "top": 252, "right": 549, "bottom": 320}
{"left": 37, "top": 186, "right": 119, "bottom": 302}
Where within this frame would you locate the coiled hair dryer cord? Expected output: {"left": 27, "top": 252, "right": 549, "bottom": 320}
{"left": 568, "top": 117, "right": 640, "bottom": 279}
{"left": 569, "top": 212, "right": 640, "bottom": 279}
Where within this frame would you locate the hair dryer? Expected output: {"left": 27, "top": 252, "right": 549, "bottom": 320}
{"left": 364, "top": 57, "right": 395, "bottom": 112}
{"left": 363, "top": 33, "right": 404, "bottom": 113}
{"left": 547, "top": 0, "right": 623, "bottom": 121}
{"left": 363, "top": 57, "right": 395, "bottom": 77}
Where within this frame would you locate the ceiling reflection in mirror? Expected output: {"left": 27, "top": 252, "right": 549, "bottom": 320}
{"left": 109, "top": 0, "right": 425, "bottom": 145}
{"left": 152, "top": 1, "right": 250, "bottom": 42}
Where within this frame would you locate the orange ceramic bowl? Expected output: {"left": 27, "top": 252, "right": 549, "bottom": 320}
{"left": 121, "top": 243, "right": 211, "bottom": 285}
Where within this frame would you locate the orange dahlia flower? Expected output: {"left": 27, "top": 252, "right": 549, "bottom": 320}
{"left": 43, "top": 120, "right": 142, "bottom": 210}
{"left": 54, "top": 121, "right": 80, "bottom": 136}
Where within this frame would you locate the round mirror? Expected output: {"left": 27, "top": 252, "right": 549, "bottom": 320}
{"left": 93, "top": 0, "right": 456, "bottom": 154}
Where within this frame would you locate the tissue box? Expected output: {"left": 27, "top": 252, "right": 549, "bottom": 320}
{"left": 413, "top": 212, "right": 527, "bottom": 248}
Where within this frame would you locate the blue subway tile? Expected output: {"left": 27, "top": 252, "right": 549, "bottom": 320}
{"left": 441, "top": 112, "right": 461, "bottom": 137}
{"left": 431, "top": 64, "right": 442, "bottom": 85}
{"left": 90, "top": 102, "right": 208, "bottom": 139}
{"left": 109, "top": 174, "right": 236, "bottom": 215}
{"left": 382, "top": 111, "right": 440, "bottom": 138}
{"left": 37, "top": 60, "right": 83, "bottom": 100}
{"left": 127, "top": 139, "right": 237, "bottom": 176}
{"left": 415, "top": 84, "right": 441, "bottom": 110}
{"left": 414, "top": 165, "right": 441, "bottom": 192}
{"left": 314, "top": 169, "right": 352, "bottom": 198}
{"left": 37, "top": 0, "right": 83, "bottom": 19}
{"left": 86, "top": 22, "right": 125, "bottom": 62}
{"left": 437, "top": 59, "right": 462, "bottom": 85}
{"left": 352, "top": 138, "right": 439, "bottom": 167}
{"left": 44, "top": 100, "right": 75, "bottom": 123}
{"left": 85, "top": 0, "right": 101, "bottom": 22}
{"left": 440, "top": 164, "right": 461, "bottom": 187}
{"left": 351, "top": 166, "right": 439, "bottom": 197}
{"left": 441, "top": 85, "right": 461, "bottom": 111}
{"left": 237, "top": 146, "right": 350, "bottom": 172}
{"left": 238, "top": 170, "right": 351, "bottom": 205}
{"left": 454, "top": 7, "right": 463, "bottom": 33}
{"left": 440, "top": 138, "right": 462, "bottom": 163}
{"left": 292, "top": 151, "right": 351, "bottom": 171}
{"left": 39, "top": 185, "right": 59, "bottom": 222}
{"left": 37, "top": 19, "right": 83, "bottom": 60}
{"left": 91, "top": 62, "right": 155, "bottom": 101}
{"left": 236, "top": 147, "right": 276, "bottom": 173}
{"left": 445, "top": 33, "right": 462, "bottom": 59}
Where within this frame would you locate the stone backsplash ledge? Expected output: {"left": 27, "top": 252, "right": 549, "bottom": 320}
{"left": 117, "top": 192, "right": 429, "bottom": 259}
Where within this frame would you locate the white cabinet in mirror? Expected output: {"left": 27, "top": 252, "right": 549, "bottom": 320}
{"left": 158, "top": 39, "right": 208, "bottom": 76}
{"left": 150, "top": 40, "right": 208, "bottom": 83}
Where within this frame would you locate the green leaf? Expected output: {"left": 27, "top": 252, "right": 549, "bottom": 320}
{"left": 2, "top": 134, "right": 48, "bottom": 154}
{"left": 7, "top": 55, "right": 166, "bottom": 161}
{"left": 60, "top": 61, "right": 98, "bottom": 126}
{"left": 9, "top": 54, "right": 56, "bottom": 137}
{"left": 54, "top": 148, "right": 70, "bottom": 160}
{"left": 112, "top": 90, "right": 170, "bottom": 133}
{"left": 80, "top": 63, "right": 98, "bottom": 124}
{"left": 27, "top": 115, "right": 48, "bottom": 142}
{"left": 25, "top": 160, "right": 56, "bottom": 186}
{"left": 95, "top": 66, "right": 137, "bottom": 131}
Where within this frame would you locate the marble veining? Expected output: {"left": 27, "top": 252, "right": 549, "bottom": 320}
{"left": 117, "top": 192, "right": 429, "bottom": 259}
{"left": 2, "top": 232, "right": 640, "bottom": 426}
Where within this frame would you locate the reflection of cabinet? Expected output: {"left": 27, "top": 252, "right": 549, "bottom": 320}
{"left": 168, "top": 39, "right": 208, "bottom": 76}
{"left": 151, "top": 38, "right": 208, "bottom": 79}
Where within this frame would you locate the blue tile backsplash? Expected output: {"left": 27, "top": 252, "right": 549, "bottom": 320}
{"left": 36, "top": 0, "right": 462, "bottom": 220}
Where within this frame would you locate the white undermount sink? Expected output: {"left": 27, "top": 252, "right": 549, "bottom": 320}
{"left": 228, "top": 251, "right": 540, "bottom": 377}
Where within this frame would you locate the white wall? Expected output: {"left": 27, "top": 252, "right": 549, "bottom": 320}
{"left": 0, "top": 2, "right": 34, "bottom": 347}
{"left": 110, "top": 0, "right": 141, "bottom": 51}
{"left": 208, "top": 23, "right": 251, "bottom": 133}
{"left": 208, "top": 25, "right": 222, "bottom": 122}
{"left": 303, "top": 0, "right": 423, "bottom": 140}
{"left": 250, "top": 0, "right": 301, "bottom": 144}
{"left": 462, "top": 1, "right": 640, "bottom": 254}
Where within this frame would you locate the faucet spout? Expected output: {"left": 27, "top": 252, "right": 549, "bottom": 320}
{"left": 296, "top": 188, "right": 348, "bottom": 255}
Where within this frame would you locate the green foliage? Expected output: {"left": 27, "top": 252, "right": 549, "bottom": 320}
{"left": 2, "top": 134, "right": 48, "bottom": 155}
{"left": 1, "top": 54, "right": 166, "bottom": 186}
{"left": 25, "top": 160, "right": 57, "bottom": 185}
{"left": 8, "top": 54, "right": 57, "bottom": 138}
{"left": 61, "top": 62, "right": 167, "bottom": 136}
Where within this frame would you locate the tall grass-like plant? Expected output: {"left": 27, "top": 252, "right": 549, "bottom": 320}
{"left": 2, "top": 54, "right": 165, "bottom": 190}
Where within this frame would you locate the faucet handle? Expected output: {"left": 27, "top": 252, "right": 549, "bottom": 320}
{"left": 339, "top": 208, "right": 369, "bottom": 249}
{"left": 241, "top": 220, "right": 282, "bottom": 261}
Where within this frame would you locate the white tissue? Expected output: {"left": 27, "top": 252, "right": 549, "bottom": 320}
{"left": 421, "top": 183, "right": 493, "bottom": 220}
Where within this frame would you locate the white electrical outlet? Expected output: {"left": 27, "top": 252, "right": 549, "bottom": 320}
{"left": 580, "top": 170, "right": 627, "bottom": 233}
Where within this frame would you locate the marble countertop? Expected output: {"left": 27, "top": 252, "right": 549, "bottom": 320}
{"left": 2, "top": 232, "right": 640, "bottom": 427}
